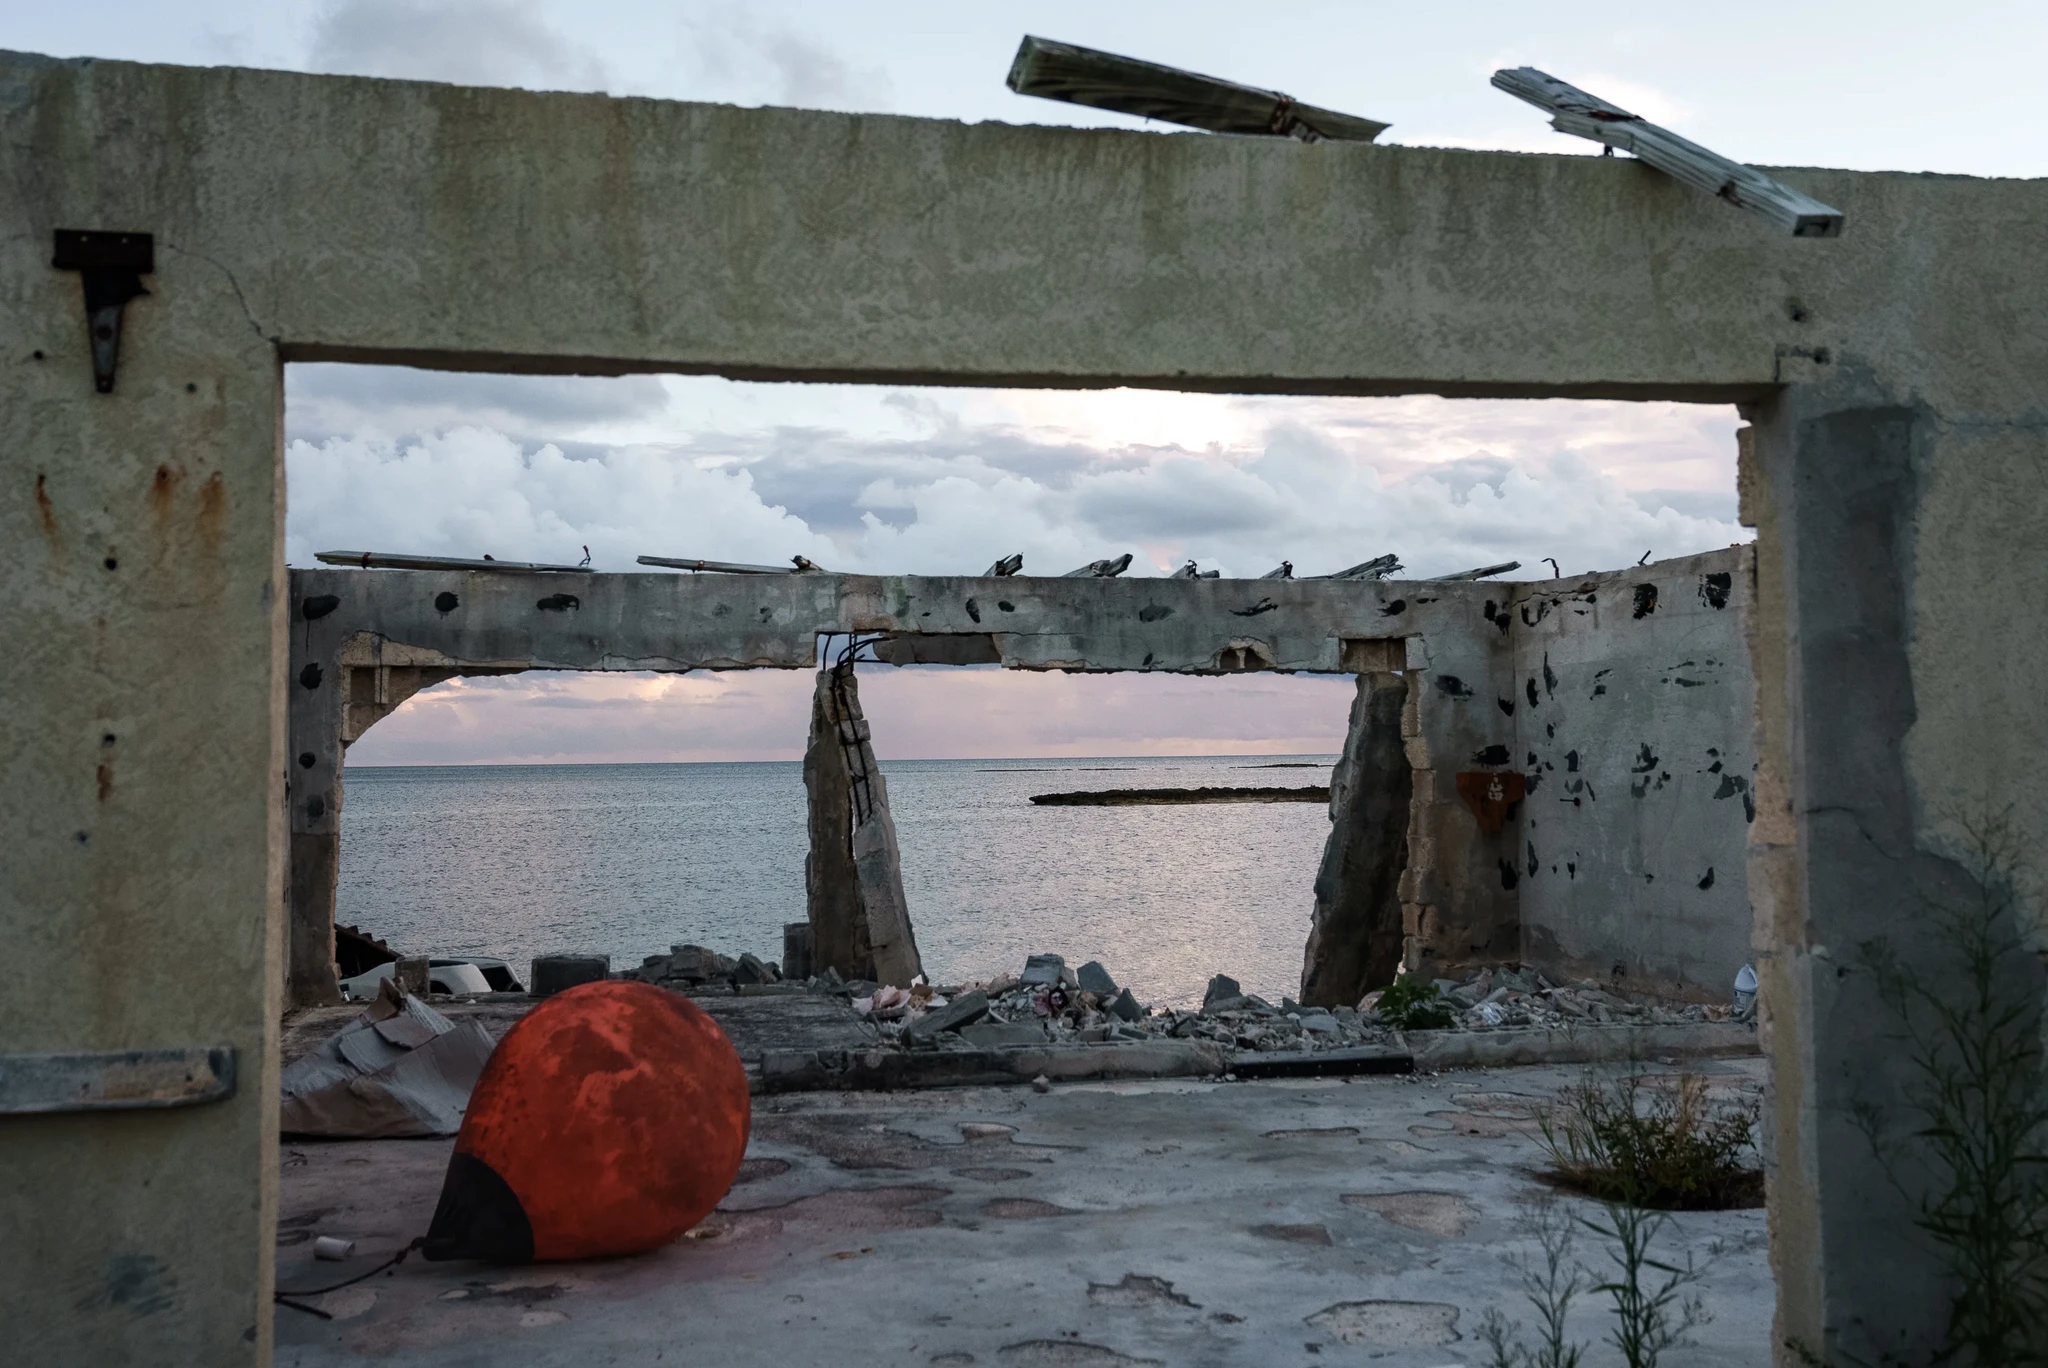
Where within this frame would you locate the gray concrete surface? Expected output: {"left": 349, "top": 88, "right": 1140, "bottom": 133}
{"left": 7, "top": 46, "right": 2044, "bottom": 1366}
{"left": 1511, "top": 547, "right": 1757, "bottom": 1000}
{"left": 273, "top": 1062, "right": 1772, "bottom": 1368}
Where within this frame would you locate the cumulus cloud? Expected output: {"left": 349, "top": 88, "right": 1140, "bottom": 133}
{"left": 286, "top": 371, "right": 1747, "bottom": 761}
{"left": 285, "top": 428, "right": 835, "bottom": 569}
{"left": 680, "top": 11, "right": 893, "bottom": 111}
{"left": 286, "top": 375, "right": 1745, "bottom": 580}
{"left": 308, "top": 0, "right": 610, "bottom": 91}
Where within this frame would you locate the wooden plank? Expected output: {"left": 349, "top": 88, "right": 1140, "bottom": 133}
{"left": 1492, "top": 68, "right": 1844, "bottom": 238}
{"left": 0, "top": 1046, "right": 237, "bottom": 1113}
{"left": 1008, "top": 35, "right": 1388, "bottom": 143}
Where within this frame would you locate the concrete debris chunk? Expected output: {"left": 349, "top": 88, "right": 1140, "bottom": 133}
{"left": 1019, "top": 954, "right": 1068, "bottom": 988}
{"left": 1076, "top": 961, "right": 1119, "bottom": 995}
{"left": 733, "top": 952, "right": 779, "bottom": 985}
{"left": 902, "top": 991, "right": 992, "bottom": 1046}
{"left": 531, "top": 953, "right": 609, "bottom": 997}
{"left": 1201, "top": 974, "right": 1242, "bottom": 1011}
{"left": 1108, "top": 988, "right": 1145, "bottom": 1022}
{"left": 960, "top": 1020, "right": 1049, "bottom": 1048}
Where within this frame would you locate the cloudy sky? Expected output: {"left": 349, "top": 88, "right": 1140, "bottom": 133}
{"left": 19, "top": 3, "right": 2040, "bottom": 762}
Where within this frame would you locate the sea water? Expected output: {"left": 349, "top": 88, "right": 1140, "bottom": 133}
{"left": 335, "top": 755, "right": 1336, "bottom": 1007}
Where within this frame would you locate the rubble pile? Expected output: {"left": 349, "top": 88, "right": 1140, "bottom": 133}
{"left": 831, "top": 955, "right": 1734, "bottom": 1053}
{"left": 627, "top": 943, "right": 783, "bottom": 990}
{"left": 1392, "top": 965, "right": 1737, "bottom": 1030}
{"left": 604, "top": 942, "right": 1736, "bottom": 1055}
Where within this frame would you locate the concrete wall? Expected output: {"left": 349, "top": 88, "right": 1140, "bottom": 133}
{"left": 1510, "top": 546, "right": 1757, "bottom": 999}
{"left": 6, "top": 47, "right": 2045, "bottom": 1368}
{"left": 285, "top": 551, "right": 1752, "bottom": 1006}
{"left": 281, "top": 566, "right": 1487, "bottom": 1001}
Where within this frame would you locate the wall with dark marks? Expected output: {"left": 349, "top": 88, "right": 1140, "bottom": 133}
{"left": 1399, "top": 605, "right": 1522, "bottom": 979}
{"left": 10, "top": 47, "right": 2044, "bottom": 1368}
{"left": 1509, "top": 547, "right": 1756, "bottom": 999}
{"left": 281, "top": 567, "right": 1500, "bottom": 1002}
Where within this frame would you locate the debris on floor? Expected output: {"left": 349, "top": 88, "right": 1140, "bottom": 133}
{"left": 280, "top": 979, "right": 498, "bottom": 1138}
{"left": 820, "top": 954, "right": 1737, "bottom": 1057}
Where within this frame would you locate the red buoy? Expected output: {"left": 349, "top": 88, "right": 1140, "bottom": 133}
{"left": 423, "top": 980, "right": 750, "bottom": 1263}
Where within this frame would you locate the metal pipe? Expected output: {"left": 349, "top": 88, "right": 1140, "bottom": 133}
{"left": 313, "top": 551, "right": 585, "bottom": 573}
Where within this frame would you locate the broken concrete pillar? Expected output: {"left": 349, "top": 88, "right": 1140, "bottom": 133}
{"left": 1300, "top": 671, "right": 1412, "bottom": 1007}
{"left": 284, "top": 636, "right": 464, "bottom": 1008}
{"left": 802, "top": 665, "right": 923, "bottom": 986}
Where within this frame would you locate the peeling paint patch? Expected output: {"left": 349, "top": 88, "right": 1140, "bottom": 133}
{"left": 1088, "top": 1273, "right": 1199, "bottom": 1308}
{"left": 1340, "top": 1191, "right": 1477, "bottom": 1237}
{"left": 1305, "top": 1301, "right": 1460, "bottom": 1348}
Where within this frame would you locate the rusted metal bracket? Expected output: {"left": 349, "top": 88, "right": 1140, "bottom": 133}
{"left": 0, "top": 1044, "right": 236, "bottom": 1113}
{"left": 52, "top": 229, "right": 154, "bottom": 393}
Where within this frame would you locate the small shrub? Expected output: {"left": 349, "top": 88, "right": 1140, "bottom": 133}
{"left": 1478, "top": 1197, "right": 1588, "bottom": 1368}
{"left": 1539, "top": 1071, "right": 1762, "bottom": 1210}
{"left": 1375, "top": 976, "right": 1456, "bottom": 1030}
{"left": 1853, "top": 811, "right": 2048, "bottom": 1364}
{"left": 1585, "top": 1198, "right": 1711, "bottom": 1368}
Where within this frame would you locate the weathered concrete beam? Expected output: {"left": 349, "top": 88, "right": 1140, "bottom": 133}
{"left": 286, "top": 567, "right": 1485, "bottom": 676}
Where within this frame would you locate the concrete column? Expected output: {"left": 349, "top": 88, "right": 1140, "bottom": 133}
{"left": 1, "top": 243, "right": 287, "bottom": 1356}
{"left": 802, "top": 664, "right": 922, "bottom": 986}
{"left": 283, "top": 619, "right": 462, "bottom": 1007}
{"left": 1750, "top": 368, "right": 2048, "bottom": 1363}
{"left": 1301, "top": 672, "right": 1412, "bottom": 1007}
{"left": 285, "top": 615, "right": 350, "bottom": 1008}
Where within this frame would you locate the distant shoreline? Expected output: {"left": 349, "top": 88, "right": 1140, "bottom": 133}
{"left": 1030, "top": 786, "right": 1330, "bottom": 806}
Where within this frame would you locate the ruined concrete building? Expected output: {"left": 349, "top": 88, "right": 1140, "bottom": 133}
{"left": 4, "top": 48, "right": 2043, "bottom": 1368}
{"left": 282, "top": 543, "right": 1756, "bottom": 1013}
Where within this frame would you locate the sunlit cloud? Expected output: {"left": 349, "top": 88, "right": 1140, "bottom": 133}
{"left": 289, "top": 367, "right": 1746, "bottom": 762}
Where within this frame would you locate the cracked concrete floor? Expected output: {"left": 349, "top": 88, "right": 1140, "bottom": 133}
{"left": 274, "top": 1058, "right": 1771, "bottom": 1367}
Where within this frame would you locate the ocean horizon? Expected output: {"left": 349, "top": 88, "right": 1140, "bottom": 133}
{"left": 336, "top": 753, "right": 1339, "bottom": 1008}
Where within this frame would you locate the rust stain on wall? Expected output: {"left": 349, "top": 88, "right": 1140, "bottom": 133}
{"left": 1455, "top": 770, "right": 1524, "bottom": 834}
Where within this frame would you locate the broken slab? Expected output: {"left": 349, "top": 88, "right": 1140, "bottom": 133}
{"left": 1403, "top": 1020, "right": 1758, "bottom": 1070}
{"left": 1230, "top": 1045, "right": 1414, "bottom": 1080}
{"left": 278, "top": 983, "right": 495, "bottom": 1138}
{"left": 758, "top": 1039, "right": 1233, "bottom": 1093}
{"left": 900, "top": 991, "right": 991, "bottom": 1047}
